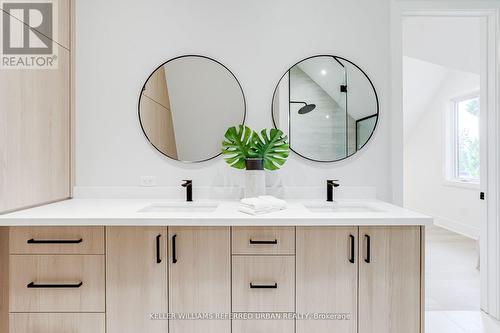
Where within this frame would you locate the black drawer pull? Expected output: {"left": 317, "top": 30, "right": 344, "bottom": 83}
{"left": 364, "top": 234, "right": 371, "bottom": 263}
{"left": 27, "top": 281, "right": 83, "bottom": 289}
{"left": 349, "top": 234, "right": 355, "bottom": 264}
{"left": 249, "top": 239, "right": 278, "bottom": 245}
{"left": 27, "top": 238, "right": 83, "bottom": 244}
{"left": 156, "top": 234, "right": 162, "bottom": 264}
{"left": 172, "top": 234, "right": 177, "bottom": 264}
{"left": 250, "top": 282, "right": 278, "bottom": 289}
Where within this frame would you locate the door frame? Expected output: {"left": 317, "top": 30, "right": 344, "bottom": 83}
{"left": 390, "top": 1, "right": 500, "bottom": 318}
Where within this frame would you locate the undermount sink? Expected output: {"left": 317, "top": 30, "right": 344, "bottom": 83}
{"left": 304, "top": 202, "right": 384, "bottom": 213}
{"left": 138, "top": 202, "right": 219, "bottom": 213}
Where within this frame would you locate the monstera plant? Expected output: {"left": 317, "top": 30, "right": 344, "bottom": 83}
{"left": 222, "top": 125, "right": 289, "bottom": 171}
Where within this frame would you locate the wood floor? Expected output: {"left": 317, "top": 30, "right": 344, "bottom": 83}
{"left": 425, "top": 225, "right": 500, "bottom": 332}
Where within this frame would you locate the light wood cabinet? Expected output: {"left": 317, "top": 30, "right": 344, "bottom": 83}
{"left": 1, "top": 225, "right": 423, "bottom": 333}
{"left": 0, "top": 47, "right": 72, "bottom": 213}
{"left": 232, "top": 256, "right": 295, "bottom": 312}
{"left": 9, "top": 254, "right": 105, "bottom": 313}
{"left": 296, "top": 227, "right": 358, "bottom": 333}
{"left": 106, "top": 227, "right": 168, "bottom": 333}
{"left": 0, "top": 228, "right": 9, "bottom": 333}
{"left": 0, "top": 0, "right": 73, "bottom": 214}
{"left": 139, "top": 67, "right": 178, "bottom": 159}
{"left": 8, "top": 0, "right": 72, "bottom": 49}
{"left": 9, "top": 227, "right": 104, "bottom": 254}
{"left": 233, "top": 319, "right": 294, "bottom": 333}
{"left": 358, "top": 226, "right": 421, "bottom": 333}
{"left": 10, "top": 313, "right": 105, "bottom": 333}
{"left": 0, "top": 46, "right": 71, "bottom": 213}
{"left": 168, "top": 227, "right": 231, "bottom": 333}
{"left": 232, "top": 227, "right": 295, "bottom": 255}
{"left": 297, "top": 226, "right": 422, "bottom": 333}
{"left": 168, "top": 320, "right": 230, "bottom": 333}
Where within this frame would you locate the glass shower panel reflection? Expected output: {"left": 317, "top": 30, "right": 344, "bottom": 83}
{"left": 289, "top": 58, "right": 347, "bottom": 161}
{"left": 356, "top": 115, "right": 377, "bottom": 150}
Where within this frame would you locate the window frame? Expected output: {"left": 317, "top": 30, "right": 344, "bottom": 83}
{"left": 444, "top": 91, "right": 480, "bottom": 189}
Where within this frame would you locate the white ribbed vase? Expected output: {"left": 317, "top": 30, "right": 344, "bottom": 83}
{"left": 244, "top": 158, "right": 265, "bottom": 198}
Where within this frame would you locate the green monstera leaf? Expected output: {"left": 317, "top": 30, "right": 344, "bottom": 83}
{"left": 221, "top": 125, "right": 256, "bottom": 169}
{"left": 251, "top": 128, "right": 290, "bottom": 170}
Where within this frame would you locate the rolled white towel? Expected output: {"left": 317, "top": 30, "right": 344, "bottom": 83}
{"left": 258, "top": 195, "right": 287, "bottom": 210}
{"left": 240, "top": 197, "right": 272, "bottom": 211}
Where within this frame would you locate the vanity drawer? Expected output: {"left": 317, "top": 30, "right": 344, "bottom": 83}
{"left": 232, "top": 256, "right": 295, "bottom": 312}
{"left": 9, "top": 255, "right": 105, "bottom": 312}
{"left": 232, "top": 227, "right": 295, "bottom": 255}
{"left": 10, "top": 313, "right": 105, "bottom": 333}
{"left": 233, "top": 319, "right": 294, "bottom": 333}
{"left": 10, "top": 227, "right": 104, "bottom": 254}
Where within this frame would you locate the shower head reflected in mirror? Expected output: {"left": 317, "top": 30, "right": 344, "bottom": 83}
{"left": 291, "top": 101, "right": 317, "bottom": 115}
{"left": 272, "top": 54, "right": 379, "bottom": 162}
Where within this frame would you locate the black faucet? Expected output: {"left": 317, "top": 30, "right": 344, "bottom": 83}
{"left": 181, "top": 180, "right": 193, "bottom": 202}
{"left": 327, "top": 180, "right": 340, "bottom": 202}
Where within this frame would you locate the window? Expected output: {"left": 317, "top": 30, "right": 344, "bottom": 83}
{"left": 447, "top": 94, "right": 480, "bottom": 185}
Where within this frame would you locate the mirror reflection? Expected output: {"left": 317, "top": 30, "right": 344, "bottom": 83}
{"left": 272, "top": 55, "right": 378, "bottom": 162}
{"left": 139, "top": 55, "right": 246, "bottom": 162}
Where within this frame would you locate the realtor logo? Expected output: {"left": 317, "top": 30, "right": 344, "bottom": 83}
{"left": 1, "top": 0, "right": 58, "bottom": 69}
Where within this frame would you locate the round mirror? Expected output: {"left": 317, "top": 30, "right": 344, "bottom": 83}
{"left": 139, "top": 55, "right": 246, "bottom": 162}
{"left": 272, "top": 55, "right": 379, "bottom": 162}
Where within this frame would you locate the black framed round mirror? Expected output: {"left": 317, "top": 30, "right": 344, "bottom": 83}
{"left": 272, "top": 55, "right": 379, "bottom": 162}
{"left": 139, "top": 55, "right": 246, "bottom": 162}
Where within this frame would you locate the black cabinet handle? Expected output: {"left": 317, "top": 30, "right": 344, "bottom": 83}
{"left": 249, "top": 239, "right": 278, "bottom": 245}
{"left": 250, "top": 282, "right": 278, "bottom": 289}
{"left": 172, "top": 234, "right": 177, "bottom": 264}
{"left": 27, "top": 238, "right": 83, "bottom": 244}
{"left": 349, "top": 234, "right": 355, "bottom": 264}
{"left": 364, "top": 234, "right": 371, "bottom": 263}
{"left": 27, "top": 281, "right": 83, "bottom": 288}
{"left": 156, "top": 234, "right": 162, "bottom": 264}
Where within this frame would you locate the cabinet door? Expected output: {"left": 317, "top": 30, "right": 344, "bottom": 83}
{"left": 0, "top": 44, "right": 71, "bottom": 213}
{"left": 359, "top": 226, "right": 421, "bottom": 333}
{"left": 10, "top": 313, "right": 105, "bottom": 333}
{"left": 169, "top": 227, "right": 231, "bottom": 333}
{"left": 106, "top": 227, "right": 168, "bottom": 333}
{"left": 296, "top": 227, "right": 358, "bottom": 333}
{"left": 233, "top": 320, "right": 294, "bottom": 333}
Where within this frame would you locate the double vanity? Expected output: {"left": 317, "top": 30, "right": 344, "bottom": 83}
{"left": 0, "top": 1, "right": 439, "bottom": 332}
{"left": 0, "top": 199, "right": 431, "bottom": 333}
{"left": 0, "top": 27, "right": 424, "bottom": 333}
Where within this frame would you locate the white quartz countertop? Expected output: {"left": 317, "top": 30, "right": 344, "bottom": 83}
{"left": 0, "top": 199, "right": 433, "bottom": 226}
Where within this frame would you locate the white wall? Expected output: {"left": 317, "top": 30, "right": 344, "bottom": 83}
{"left": 404, "top": 58, "right": 481, "bottom": 238}
{"left": 75, "top": 0, "right": 391, "bottom": 199}
{"left": 403, "top": 57, "right": 450, "bottom": 141}
{"left": 403, "top": 17, "right": 481, "bottom": 74}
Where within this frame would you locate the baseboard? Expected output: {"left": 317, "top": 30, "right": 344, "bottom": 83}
{"left": 433, "top": 215, "right": 480, "bottom": 240}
